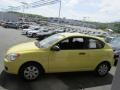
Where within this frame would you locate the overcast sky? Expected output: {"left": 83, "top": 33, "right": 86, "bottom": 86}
{"left": 0, "top": 0, "right": 120, "bottom": 22}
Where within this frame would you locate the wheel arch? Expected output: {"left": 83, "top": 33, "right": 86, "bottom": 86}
{"left": 18, "top": 61, "right": 45, "bottom": 74}
{"left": 95, "top": 61, "right": 111, "bottom": 71}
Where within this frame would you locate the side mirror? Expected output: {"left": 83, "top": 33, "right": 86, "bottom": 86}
{"left": 51, "top": 45, "right": 60, "bottom": 51}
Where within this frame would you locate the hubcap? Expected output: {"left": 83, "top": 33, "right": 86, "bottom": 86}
{"left": 24, "top": 66, "right": 39, "bottom": 80}
{"left": 98, "top": 64, "right": 109, "bottom": 76}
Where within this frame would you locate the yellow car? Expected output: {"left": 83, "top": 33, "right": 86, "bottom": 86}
{"left": 4, "top": 33, "right": 114, "bottom": 80}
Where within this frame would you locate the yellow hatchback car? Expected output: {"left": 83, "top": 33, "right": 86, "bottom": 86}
{"left": 4, "top": 33, "right": 114, "bottom": 80}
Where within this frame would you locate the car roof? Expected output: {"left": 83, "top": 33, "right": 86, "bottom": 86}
{"left": 59, "top": 33, "right": 105, "bottom": 42}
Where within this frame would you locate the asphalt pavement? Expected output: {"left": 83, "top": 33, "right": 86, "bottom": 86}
{"left": 0, "top": 26, "right": 116, "bottom": 90}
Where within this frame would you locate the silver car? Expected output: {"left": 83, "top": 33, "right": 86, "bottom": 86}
{"left": 110, "top": 37, "right": 120, "bottom": 65}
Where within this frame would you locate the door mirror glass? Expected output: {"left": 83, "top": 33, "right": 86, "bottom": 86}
{"left": 51, "top": 45, "right": 60, "bottom": 51}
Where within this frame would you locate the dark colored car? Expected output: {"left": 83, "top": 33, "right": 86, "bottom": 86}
{"left": 18, "top": 22, "right": 30, "bottom": 29}
{"left": 3, "top": 22, "right": 19, "bottom": 29}
{"left": 21, "top": 24, "right": 29, "bottom": 29}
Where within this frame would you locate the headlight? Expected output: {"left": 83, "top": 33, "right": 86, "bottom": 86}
{"left": 6, "top": 53, "right": 20, "bottom": 61}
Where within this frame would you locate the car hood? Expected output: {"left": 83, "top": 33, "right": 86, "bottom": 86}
{"left": 28, "top": 30, "right": 39, "bottom": 33}
{"left": 7, "top": 41, "right": 42, "bottom": 54}
{"left": 23, "top": 29, "right": 31, "bottom": 31}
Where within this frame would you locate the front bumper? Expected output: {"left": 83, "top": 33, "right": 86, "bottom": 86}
{"left": 4, "top": 59, "right": 20, "bottom": 74}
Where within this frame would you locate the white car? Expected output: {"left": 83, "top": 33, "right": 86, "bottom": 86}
{"left": 54, "top": 29, "right": 65, "bottom": 33}
{"left": 110, "top": 37, "right": 120, "bottom": 65}
{"left": 37, "top": 30, "right": 54, "bottom": 36}
{"left": 27, "top": 29, "right": 41, "bottom": 37}
{"left": 22, "top": 26, "right": 40, "bottom": 35}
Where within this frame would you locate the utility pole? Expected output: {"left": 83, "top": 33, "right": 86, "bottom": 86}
{"left": 20, "top": 2, "right": 28, "bottom": 22}
{"left": 58, "top": 0, "right": 61, "bottom": 24}
{"left": 83, "top": 17, "right": 89, "bottom": 32}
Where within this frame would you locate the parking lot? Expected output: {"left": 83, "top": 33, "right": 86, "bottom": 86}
{"left": 0, "top": 26, "right": 117, "bottom": 90}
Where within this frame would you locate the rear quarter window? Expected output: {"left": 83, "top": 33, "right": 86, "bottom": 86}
{"left": 88, "top": 38, "right": 105, "bottom": 49}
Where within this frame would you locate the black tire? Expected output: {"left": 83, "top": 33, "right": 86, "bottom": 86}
{"left": 95, "top": 62, "right": 111, "bottom": 77}
{"left": 32, "top": 33, "right": 37, "bottom": 38}
{"left": 26, "top": 32, "right": 28, "bottom": 35}
{"left": 114, "top": 60, "right": 118, "bottom": 66}
{"left": 4, "top": 26, "right": 8, "bottom": 28}
{"left": 19, "top": 62, "right": 44, "bottom": 81}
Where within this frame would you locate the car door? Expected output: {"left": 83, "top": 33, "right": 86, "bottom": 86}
{"left": 85, "top": 38, "right": 106, "bottom": 69}
{"left": 49, "top": 37, "right": 91, "bottom": 73}
{"left": 49, "top": 38, "right": 71, "bottom": 72}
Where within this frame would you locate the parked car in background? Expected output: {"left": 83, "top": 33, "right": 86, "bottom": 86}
{"left": 110, "top": 37, "right": 120, "bottom": 65}
{"left": 36, "top": 29, "right": 55, "bottom": 40}
{"left": 0, "top": 22, "right": 6, "bottom": 26}
{"left": 22, "top": 26, "right": 40, "bottom": 35}
{"left": 17, "top": 22, "right": 30, "bottom": 29}
{"left": 27, "top": 29, "right": 41, "bottom": 37}
{"left": 21, "top": 24, "right": 29, "bottom": 29}
{"left": 3, "top": 22, "right": 19, "bottom": 29}
{"left": 105, "top": 36, "right": 115, "bottom": 43}
{"left": 54, "top": 29, "right": 65, "bottom": 33}
{"left": 4, "top": 33, "right": 114, "bottom": 80}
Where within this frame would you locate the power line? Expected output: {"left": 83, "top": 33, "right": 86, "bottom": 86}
{"left": 6, "top": 0, "right": 60, "bottom": 11}
{"left": 31, "top": 0, "right": 60, "bottom": 8}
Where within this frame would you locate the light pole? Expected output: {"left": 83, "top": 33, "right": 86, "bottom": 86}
{"left": 83, "top": 17, "right": 89, "bottom": 31}
{"left": 58, "top": 0, "right": 61, "bottom": 24}
{"left": 20, "top": 2, "right": 28, "bottom": 22}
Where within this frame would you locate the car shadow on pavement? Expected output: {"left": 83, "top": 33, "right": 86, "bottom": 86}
{"left": 0, "top": 71, "right": 113, "bottom": 90}
{"left": 56, "top": 71, "right": 113, "bottom": 89}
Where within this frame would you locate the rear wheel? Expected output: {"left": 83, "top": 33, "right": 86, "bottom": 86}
{"left": 95, "top": 62, "right": 110, "bottom": 77}
{"left": 26, "top": 32, "right": 28, "bottom": 35}
{"left": 19, "top": 63, "right": 43, "bottom": 80}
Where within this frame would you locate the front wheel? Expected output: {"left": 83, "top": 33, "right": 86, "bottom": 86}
{"left": 19, "top": 63, "right": 43, "bottom": 80}
{"left": 95, "top": 62, "right": 111, "bottom": 77}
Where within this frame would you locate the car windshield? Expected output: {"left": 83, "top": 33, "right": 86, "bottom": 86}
{"left": 110, "top": 37, "right": 120, "bottom": 48}
{"left": 34, "top": 28, "right": 39, "bottom": 30}
{"left": 38, "top": 34, "right": 64, "bottom": 48}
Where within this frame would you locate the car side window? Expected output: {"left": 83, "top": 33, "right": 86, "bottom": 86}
{"left": 88, "top": 38, "right": 104, "bottom": 49}
{"left": 71, "top": 37, "right": 86, "bottom": 49}
{"left": 57, "top": 38, "right": 71, "bottom": 50}
{"left": 57, "top": 37, "right": 87, "bottom": 50}
{"left": 34, "top": 28, "right": 39, "bottom": 30}
{"left": 56, "top": 37, "right": 104, "bottom": 50}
